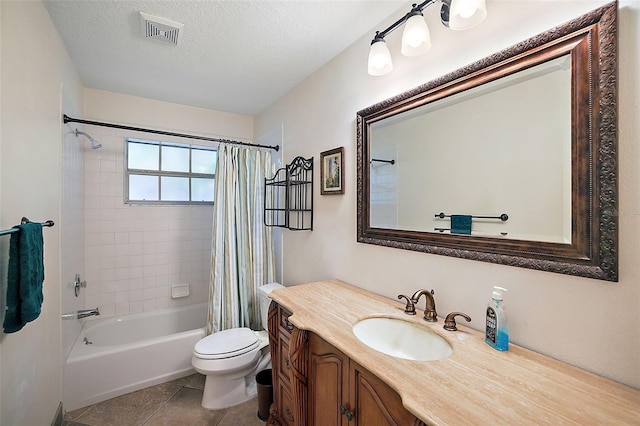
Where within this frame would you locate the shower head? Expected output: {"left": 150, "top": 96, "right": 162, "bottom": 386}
{"left": 74, "top": 129, "right": 102, "bottom": 149}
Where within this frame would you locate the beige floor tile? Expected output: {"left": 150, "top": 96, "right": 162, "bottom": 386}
{"left": 165, "top": 374, "right": 192, "bottom": 387}
{"left": 72, "top": 382, "right": 182, "bottom": 426}
{"left": 144, "top": 387, "right": 226, "bottom": 426}
{"left": 184, "top": 373, "right": 206, "bottom": 390}
{"left": 65, "top": 405, "right": 93, "bottom": 421}
{"left": 64, "top": 376, "right": 262, "bottom": 426}
{"left": 216, "top": 398, "right": 264, "bottom": 426}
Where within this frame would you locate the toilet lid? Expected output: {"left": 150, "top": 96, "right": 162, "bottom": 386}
{"left": 194, "top": 328, "right": 260, "bottom": 360}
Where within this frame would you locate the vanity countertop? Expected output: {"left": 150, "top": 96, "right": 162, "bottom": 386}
{"left": 269, "top": 279, "right": 640, "bottom": 425}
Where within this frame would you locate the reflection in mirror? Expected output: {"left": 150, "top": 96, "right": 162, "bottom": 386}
{"left": 369, "top": 55, "right": 572, "bottom": 243}
{"left": 357, "top": 3, "right": 618, "bottom": 281}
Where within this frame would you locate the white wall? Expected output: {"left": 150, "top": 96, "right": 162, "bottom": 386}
{"left": 0, "top": 1, "right": 83, "bottom": 424}
{"left": 81, "top": 89, "right": 254, "bottom": 318}
{"left": 256, "top": 1, "right": 640, "bottom": 389}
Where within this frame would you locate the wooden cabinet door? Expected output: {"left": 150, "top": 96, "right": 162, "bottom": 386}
{"left": 350, "top": 361, "right": 425, "bottom": 426}
{"left": 276, "top": 322, "right": 426, "bottom": 426}
{"left": 308, "top": 333, "right": 350, "bottom": 426}
{"left": 268, "top": 302, "right": 298, "bottom": 426}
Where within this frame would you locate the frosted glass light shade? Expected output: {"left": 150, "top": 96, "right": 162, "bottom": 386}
{"left": 368, "top": 39, "right": 393, "bottom": 76}
{"left": 449, "top": 0, "right": 487, "bottom": 30}
{"left": 401, "top": 14, "right": 431, "bottom": 57}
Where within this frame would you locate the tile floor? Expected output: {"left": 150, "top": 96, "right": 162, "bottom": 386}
{"left": 63, "top": 373, "right": 266, "bottom": 426}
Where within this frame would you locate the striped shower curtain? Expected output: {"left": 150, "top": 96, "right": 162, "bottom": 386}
{"left": 207, "top": 144, "right": 276, "bottom": 335}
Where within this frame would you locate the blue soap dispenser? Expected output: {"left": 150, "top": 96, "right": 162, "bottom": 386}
{"left": 485, "top": 286, "right": 509, "bottom": 351}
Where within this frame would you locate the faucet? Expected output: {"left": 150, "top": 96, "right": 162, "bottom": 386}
{"left": 443, "top": 312, "right": 471, "bottom": 331}
{"left": 397, "top": 294, "right": 416, "bottom": 315}
{"left": 411, "top": 289, "right": 437, "bottom": 322}
{"left": 77, "top": 308, "right": 100, "bottom": 319}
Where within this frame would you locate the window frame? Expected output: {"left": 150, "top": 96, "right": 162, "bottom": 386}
{"left": 125, "top": 138, "right": 217, "bottom": 205}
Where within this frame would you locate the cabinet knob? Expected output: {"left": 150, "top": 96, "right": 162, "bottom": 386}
{"left": 340, "top": 405, "right": 354, "bottom": 421}
{"left": 285, "top": 356, "right": 290, "bottom": 369}
{"left": 284, "top": 317, "right": 294, "bottom": 331}
{"left": 284, "top": 405, "right": 294, "bottom": 421}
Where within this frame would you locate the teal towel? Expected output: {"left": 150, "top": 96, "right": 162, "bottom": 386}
{"left": 451, "top": 215, "right": 472, "bottom": 235}
{"left": 3, "top": 222, "right": 44, "bottom": 333}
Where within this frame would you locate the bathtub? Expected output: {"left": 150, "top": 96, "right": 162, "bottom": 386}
{"left": 64, "top": 303, "right": 207, "bottom": 411}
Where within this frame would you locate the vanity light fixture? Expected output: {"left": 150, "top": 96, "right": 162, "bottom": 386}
{"left": 368, "top": 0, "right": 487, "bottom": 76}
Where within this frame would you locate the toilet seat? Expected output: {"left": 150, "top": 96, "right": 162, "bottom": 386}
{"left": 194, "top": 328, "right": 259, "bottom": 360}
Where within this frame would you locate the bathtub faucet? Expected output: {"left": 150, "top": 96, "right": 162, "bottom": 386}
{"left": 77, "top": 308, "right": 100, "bottom": 319}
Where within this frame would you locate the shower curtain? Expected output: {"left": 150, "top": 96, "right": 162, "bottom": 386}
{"left": 207, "top": 144, "right": 276, "bottom": 334}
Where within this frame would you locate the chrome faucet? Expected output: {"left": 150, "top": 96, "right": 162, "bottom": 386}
{"left": 77, "top": 308, "right": 100, "bottom": 319}
{"left": 411, "top": 289, "right": 437, "bottom": 322}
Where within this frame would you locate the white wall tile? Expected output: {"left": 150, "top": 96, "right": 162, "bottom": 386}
{"left": 99, "top": 304, "right": 115, "bottom": 317}
{"left": 115, "top": 303, "right": 130, "bottom": 316}
{"left": 80, "top": 101, "right": 227, "bottom": 319}
{"left": 143, "top": 300, "right": 156, "bottom": 312}
{"left": 129, "top": 301, "right": 144, "bottom": 314}
{"left": 130, "top": 278, "right": 144, "bottom": 290}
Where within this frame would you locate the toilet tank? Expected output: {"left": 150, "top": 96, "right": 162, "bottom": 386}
{"left": 258, "top": 283, "right": 284, "bottom": 330}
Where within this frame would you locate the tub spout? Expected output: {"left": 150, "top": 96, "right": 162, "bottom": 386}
{"left": 77, "top": 308, "right": 100, "bottom": 319}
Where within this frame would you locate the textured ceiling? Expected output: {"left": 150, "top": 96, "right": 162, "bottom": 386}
{"left": 43, "top": 0, "right": 406, "bottom": 116}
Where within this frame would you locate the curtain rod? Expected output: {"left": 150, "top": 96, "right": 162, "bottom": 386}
{"left": 63, "top": 114, "right": 279, "bottom": 152}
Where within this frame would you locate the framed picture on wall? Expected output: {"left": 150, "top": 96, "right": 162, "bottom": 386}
{"left": 320, "top": 147, "right": 344, "bottom": 195}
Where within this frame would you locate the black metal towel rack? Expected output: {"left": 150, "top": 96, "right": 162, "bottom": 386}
{"left": 0, "top": 217, "right": 55, "bottom": 236}
{"left": 434, "top": 212, "right": 509, "bottom": 222}
{"left": 370, "top": 158, "right": 395, "bottom": 165}
{"left": 264, "top": 156, "right": 313, "bottom": 231}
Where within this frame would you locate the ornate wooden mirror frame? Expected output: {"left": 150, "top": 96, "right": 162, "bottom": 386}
{"left": 356, "top": 3, "right": 617, "bottom": 281}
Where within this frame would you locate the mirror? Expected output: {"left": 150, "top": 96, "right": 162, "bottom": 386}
{"left": 369, "top": 54, "right": 572, "bottom": 243}
{"left": 357, "top": 3, "right": 618, "bottom": 281}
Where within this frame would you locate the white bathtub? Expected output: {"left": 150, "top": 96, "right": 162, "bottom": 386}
{"left": 64, "top": 303, "right": 207, "bottom": 411}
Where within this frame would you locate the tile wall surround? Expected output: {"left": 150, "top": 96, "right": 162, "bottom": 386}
{"left": 82, "top": 126, "right": 214, "bottom": 318}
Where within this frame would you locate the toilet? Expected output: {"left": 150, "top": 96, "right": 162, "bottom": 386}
{"left": 192, "top": 282, "right": 284, "bottom": 410}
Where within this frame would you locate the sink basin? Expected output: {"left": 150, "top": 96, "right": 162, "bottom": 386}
{"left": 352, "top": 317, "right": 452, "bottom": 361}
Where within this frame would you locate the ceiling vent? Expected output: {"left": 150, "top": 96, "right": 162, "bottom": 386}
{"left": 139, "top": 12, "right": 184, "bottom": 45}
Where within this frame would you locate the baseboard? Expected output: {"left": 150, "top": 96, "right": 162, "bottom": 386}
{"left": 51, "top": 402, "right": 63, "bottom": 426}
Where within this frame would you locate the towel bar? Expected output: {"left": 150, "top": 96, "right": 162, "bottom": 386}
{"left": 435, "top": 212, "right": 508, "bottom": 222}
{"left": 0, "top": 217, "right": 55, "bottom": 236}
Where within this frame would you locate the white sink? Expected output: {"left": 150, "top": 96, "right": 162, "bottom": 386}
{"left": 352, "top": 317, "right": 452, "bottom": 361}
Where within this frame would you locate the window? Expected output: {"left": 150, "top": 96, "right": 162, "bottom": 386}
{"left": 126, "top": 138, "right": 217, "bottom": 204}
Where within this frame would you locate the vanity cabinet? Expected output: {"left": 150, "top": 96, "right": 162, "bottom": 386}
{"left": 267, "top": 301, "right": 425, "bottom": 426}
{"left": 266, "top": 280, "right": 640, "bottom": 425}
{"left": 309, "top": 333, "right": 426, "bottom": 426}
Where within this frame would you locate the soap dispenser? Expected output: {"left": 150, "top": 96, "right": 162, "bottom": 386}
{"left": 485, "top": 286, "right": 509, "bottom": 351}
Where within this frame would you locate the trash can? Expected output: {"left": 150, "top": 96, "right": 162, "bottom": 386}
{"left": 256, "top": 369, "right": 273, "bottom": 421}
